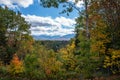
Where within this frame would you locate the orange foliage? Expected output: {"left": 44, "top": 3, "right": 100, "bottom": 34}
{"left": 8, "top": 54, "right": 24, "bottom": 75}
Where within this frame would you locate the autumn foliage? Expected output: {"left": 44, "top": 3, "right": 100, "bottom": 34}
{"left": 0, "top": 0, "right": 120, "bottom": 79}
{"left": 8, "top": 54, "right": 24, "bottom": 75}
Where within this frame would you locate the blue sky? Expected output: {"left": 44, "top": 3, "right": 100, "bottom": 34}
{"left": 0, "top": 0, "right": 84, "bottom": 38}
{"left": 20, "top": 0, "right": 78, "bottom": 18}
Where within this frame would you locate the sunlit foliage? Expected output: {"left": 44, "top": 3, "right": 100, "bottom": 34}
{"left": 8, "top": 54, "right": 24, "bottom": 75}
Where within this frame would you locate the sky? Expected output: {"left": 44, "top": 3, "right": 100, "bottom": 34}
{"left": 0, "top": 0, "right": 84, "bottom": 39}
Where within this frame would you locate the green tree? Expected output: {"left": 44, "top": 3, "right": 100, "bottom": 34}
{"left": 0, "top": 7, "right": 31, "bottom": 64}
{"left": 37, "top": 46, "right": 63, "bottom": 79}
{"left": 88, "top": 0, "right": 120, "bottom": 75}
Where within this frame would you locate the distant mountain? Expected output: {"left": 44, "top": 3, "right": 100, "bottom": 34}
{"left": 57, "top": 34, "right": 75, "bottom": 40}
{"left": 32, "top": 34, "right": 75, "bottom": 40}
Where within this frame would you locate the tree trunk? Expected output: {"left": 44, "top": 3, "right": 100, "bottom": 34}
{"left": 84, "top": 0, "right": 90, "bottom": 39}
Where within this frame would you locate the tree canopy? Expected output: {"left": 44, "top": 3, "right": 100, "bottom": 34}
{"left": 0, "top": 6, "right": 32, "bottom": 64}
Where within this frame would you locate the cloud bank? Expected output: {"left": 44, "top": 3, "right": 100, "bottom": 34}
{"left": 22, "top": 15, "right": 76, "bottom": 36}
{"left": 0, "top": 0, "right": 33, "bottom": 8}
{"left": 0, "top": 0, "right": 84, "bottom": 9}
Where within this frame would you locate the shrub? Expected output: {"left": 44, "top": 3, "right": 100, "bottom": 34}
{"left": 8, "top": 54, "right": 24, "bottom": 75}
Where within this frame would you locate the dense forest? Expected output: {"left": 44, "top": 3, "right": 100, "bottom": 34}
{"left": 0, "top": 0, "right": 120, "bottom": 80}
{"left": 37, "top": 40, "right": 69, "bottom": 52}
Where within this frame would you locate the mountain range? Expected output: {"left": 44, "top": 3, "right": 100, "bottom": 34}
{"left": 33, "top": 34, "right": 75, "bottom": 40}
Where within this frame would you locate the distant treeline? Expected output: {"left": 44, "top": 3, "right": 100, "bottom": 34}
{"left": 35, "top": 40, "right": 69, "bottom": 52}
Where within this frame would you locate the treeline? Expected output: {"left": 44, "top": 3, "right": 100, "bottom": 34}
{"left": 36, "top": 40, "right": 69, "bottom": 52}
{"left": 0, "top": 0, "right": 120, "bottom": 79}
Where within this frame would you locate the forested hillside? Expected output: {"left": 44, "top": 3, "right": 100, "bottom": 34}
{"left": 36, "top": 40, "right": 69, "bottom": 52}
{"left": 0, "top": 0, "right": 120, "bottom": 80}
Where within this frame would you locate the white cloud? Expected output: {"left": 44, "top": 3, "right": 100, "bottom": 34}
{"left": 0, "top": 0, "right": 83, "bottom": 8}
{"left": 0, "top": 0, "right": 33, "bottom": 8}
{"left": 22, "top": 15, "right": 76, "bottom": 36}
{"left": 31, "top": 28, "right": 74, "bottom": 36}
{"left": 55, "top": 16, "right": 75, "bottom": 27}
{"left": 76, "top": 1, "right": 84, "bottom": 8}
{"left": 68, "top": 0, "right": 84, "bottom": 8}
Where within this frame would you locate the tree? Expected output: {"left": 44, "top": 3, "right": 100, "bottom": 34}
{"left": 8, "top": 54, "right": 24, "bottom": 75}
{"left": 31, "top": 43, "right": 63, "bottom": 79}
{"left": 88, "top": 0, "right": 120, "bottom": 75}
{"left": 58, "top": 41, "right": 79, "bottom": 79}
{"left": 0, "top": 7, "right": 32, "bottom": 64}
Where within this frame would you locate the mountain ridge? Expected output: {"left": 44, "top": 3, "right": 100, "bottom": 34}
{"left": 33, "top": 34, "right": 75, "bottom": 40}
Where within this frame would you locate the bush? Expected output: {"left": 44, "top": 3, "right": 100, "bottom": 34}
{"left": 7, "top": 54, "right": 24, "bottom": 75}
{"left": 0, "top": 61, "right": 8, "bottom": 76}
